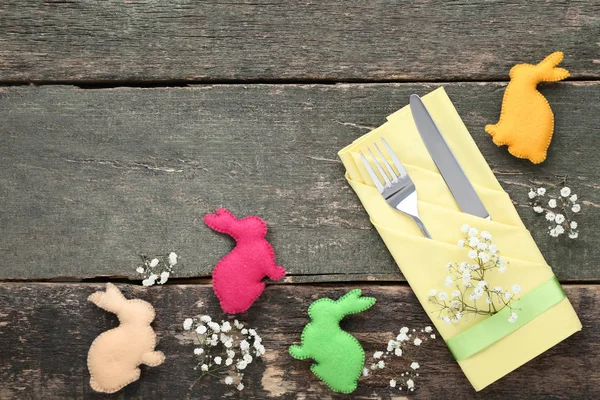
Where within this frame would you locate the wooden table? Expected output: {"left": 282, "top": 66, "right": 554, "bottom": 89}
{"left": 1, "top": 1, "right": 599, "bottom": 399}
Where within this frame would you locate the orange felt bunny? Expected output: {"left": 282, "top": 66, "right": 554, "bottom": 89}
{"left": 87, "top": 283, "right": 165, "bottom": 393}
{"left": 485, "top": 51, "right": 569, "bottom": 164}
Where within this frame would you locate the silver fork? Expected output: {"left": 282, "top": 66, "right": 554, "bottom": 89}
{"left": 360, "top": 138, "right": 431, "bottom": 239}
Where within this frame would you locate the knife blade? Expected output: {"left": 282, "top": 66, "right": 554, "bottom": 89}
{"left": 409, "top": 94, "right": 490, "bottom": 219}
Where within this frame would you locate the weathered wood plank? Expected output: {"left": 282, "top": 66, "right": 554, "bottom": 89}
{"left": 0, "top": 283, "right": 596, "bottom": 399}
{"left": 0, "top": 83, "right": 598, "bottom": 281}
{"left": 1, "top": 1, "right": 599, "bottom": 82}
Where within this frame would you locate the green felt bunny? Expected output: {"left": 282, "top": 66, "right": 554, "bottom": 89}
{"left": 289, "top": 289, "right": 376, "bottom": 393}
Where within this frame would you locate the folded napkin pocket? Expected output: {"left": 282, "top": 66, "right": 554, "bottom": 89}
{"left": 338, "top": 87, "right": 582, "bottom": 391}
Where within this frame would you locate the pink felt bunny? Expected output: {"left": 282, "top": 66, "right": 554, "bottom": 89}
{"left": 204, "top": 208, "right": 286, "bottom": 314}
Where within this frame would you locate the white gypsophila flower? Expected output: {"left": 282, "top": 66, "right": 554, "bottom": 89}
{"left": 533, "top": 205, "right": 544, "bottom": 214}
{"left": 168, "top": 252, "right": 178, "bottom": 266}
{"left": 430, "top": 334, "right": 436, "bottom": 339}
{"left": 480, "top": 252, "right": 490, "bottom": 263}
{"left": 560, "top": 187, "right": 571, "bottom": 197}
{"left": 373, "top": 351, "right": 383, "bottom": 359}
{"left": 469, "top": 237, "right": 479, "bottom": 247}
{"left": 225, "top": 357, "right": 233, "bottom": 366}
{"left": 237, "top": 360, "right": 247, "bottom": 370}
{"left": 537, "top": 187, "right": 546, "bottom": 196}
{"left": 477, "top": 242, "right": 487, "bottom": 251}
{"left": 488, "top": 244, "right": 497, "bottom": 254}
{"left": 477, "top": 280, "right": 487, "bottom": 288}
{"left": 183, "top": 318, "right": 193, "bottom": 331}
{"left": 444, "top": 276, "right": 453, "bottom": 287}
{"left": 570, "top": 221, "right": 578, "bottom": 229}
{"left": 214, "top": 356, "right": 222, "bottom": 365}
{"left": 499, "top": 265, "right": 508, "bottom": 273}
{"left": 201, "top": 364, "right": 209, "bottom": 372}
{"left": 136, "top": 266, "right": 145, "bottom": 274}
{"left": 221, "top": 321, "right": 232, "bottom": 332}
{"left": 548, "top": 199, "right": 557, "bottom": 208}
{"left": 459, "top": 262, "right": 469, "bottom": 272}
{"left": 394, "top": 348, "right": 402, "bottom": 356}
{"left": 545, "top": 212, "right": 555, "bottom": 221}
{"left": 241, "top": 328, "right": 248, "bottom": 334}
{"left": 443, "top": 316, "right": 451, "bottom": 325}
{"left": 413, "top": 338, "right": 422, "bottom": 346}
{"left": 462, "top": 271, "right": 471, "bottom": 285}
{"left": 233, "top": 320, "right": 243, "bottom": 329}
{"left": 362, "top": 368, "right": 369, "bottom": 377}
{"left": 452, "top": 290, "right": 461, "bottom": 299}
{"left": 450, "top": 300, "right": 461, "bottom": 309}
{"left": 504, "top": 291, "right": 512, "bottom": 300}
{"left": 159, "top": 271, "right": 169, "bottom": 285}
{"left": 493, "top": 286, "right": 503, "bottom": 293}
{"left": 377, "top": 360, "right": 385, "bottom": 369}
{"left": 424, "top": 326, "right": 433, "bottom": 333}
{"left": 508, "top": 312, "right": 518, "bottom": 323}
{"left": 407, "top": 379, "right": 415, "bottom": 390}
{"left": 572, "top": 204, "right": 581, "bottom": 213}
{"left": 438, "top": 291, "right": 448, "bottom": 301}
{"left": 569, "top": 231, "right": 579, "bottom": 239}
{"left": 194, "top": 348, "right": 203, "bottom": 355}
{"left": 400, "top": 327, "right": 409, "bottom": 334}
{"left": 468, "top": 250, "right": 478, "bottom": 259}
{"left": 200, "top": 315, "right": 211, "bottom": 323}
{"left": 457, "top": 239, "right": 465, "bottom": 248}
{"left": 243, "top": 354, "right": 253, "bottom": 363}
{"left": 411, "top": 362, "right": 420, "bottom": 370}
{"left": 555, "top": 214, "right": 565, "bottom": 224}
{"left": 225, "top": 376, "right": 233, "bottom": 385}
{"left": 149, "top": 258, "right": 159, "bottom": 268}
{"left": 528, "top": 190, "right": 537, "bottom": 199}
{"left": 481, "top": 231, "right": 492, "bottom": 240}
{"left": 390, "top": 379, "right": 397, "bottom": 388}
{"left": 512, "top": 284, "right": 522, "bottom": 294}
{"left": 468, "top": 227, "right": 478, "bottom": 237}
{"left": 237, "top": 383, "right": 244, "bottom": 391}
{"left": 397, "top": 333, "right": 409, "bottom": 342}
{"left": 227, "top": 349, "right": 235, "bottom": 359}
{"left": 142, "top": 278, "right": 154, "bottom": 287}
{"left": 240, "top": 340, "right": 250, "bottom": 351}
{"left": 570, "top": 194, "right": 578, "bottom": 202}
{"left": 428, "top": 289, "right": 437, "bottom": 297}
{"left": 248, "top": 329, "right": 257, "bottom": 336}
{"left": 196, "top": 325, "right": 207, "bottom": 334}
{"left": 207, "top": 322, "right": 220, "bottom": 333}
{"left": 461, "top": 224, "right": 470, "bottom": 233}
{"left": 486, "top": 297, "right": 493, "bottom": 304}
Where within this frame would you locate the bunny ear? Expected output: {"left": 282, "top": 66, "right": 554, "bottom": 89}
{"left": 88, "top": 283, "right": 126, "bottom": 314}
{"left": 337, "top": 289, "right": 362, "bottom": 303}
{"left": 538, "top": 51, "right": 564, "bottom": 68}
{"left": 105, "top": 283, "right": 126, "bottom": 300}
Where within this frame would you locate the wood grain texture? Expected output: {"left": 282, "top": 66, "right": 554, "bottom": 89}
{"left": 0, "top": 283, "right": 596, "bottom": 399}
{"left": 1, "top": 83, "right": 599, "bottom": 281}
{"left": 1, "top": 1, "right": 599, "bottom": 82}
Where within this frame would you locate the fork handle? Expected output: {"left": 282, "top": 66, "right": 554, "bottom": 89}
{"left": 411, "top": 216, "right": 432, "bottom": 239}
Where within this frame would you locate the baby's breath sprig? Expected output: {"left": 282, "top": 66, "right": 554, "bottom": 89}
{"left": 183, "top": 316, "right": 265, "bottom": 392}
{"left": 429, "top": 225, "right": 521, "bottom": 324}
{"left": 529, "top": 184, "right": 581, "bottom": 239}
{"left": 136, "top": 252, "right": 178, "bottom": 286}
{"left": 362, "top": 326, "right": 436, "bottom": 393}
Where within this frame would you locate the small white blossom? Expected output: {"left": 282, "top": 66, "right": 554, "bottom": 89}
{"left": 168, "top": 252, "right": 178, "bottom": 266}
{"left": 555, "top": 225, "right": 565, "bottom": 235}
{"left": 149, "top": 258, "right": 159, "bottom": 268}
{"left": 479, "top": 252, "right": 490, "bottom": 263}
{"left": 508, "top": 312, "right": 518, "bottom": 323}
{"left": 570, "top": 194, "right": 578, "bottom": 202}
{"left": 570, "top": 221, "right": 578, "bottom": 229}
{"left": 512, "top": 284, "right": 522, "bottom": 294}
{"left": 430, "top": 334, "right": 436, "bottom": 339}
{"left": 237, "top": 360, "right": 247, "bottom": 370}
{"left": 413, "top": 338, "right": 422, "bottom": 346}
{"left": 196, "top": 325, "right": 207, "bottom": 334}
{"left": 481, "top": 231, "right": 492, "bottom": 240}
{"left": 194, "top": 348, "right": 203, "bottom": 355}
{"left": 477, "top": 242, "right": 487, "bottom": 251}
{"left": 461, "top": 224, "right": 470, "bottom": 233}
{"left": 560, "top": 187, "right": 571, "bottom": 197}
{"left": 208, "top": 322, "right": 221, "bottom": 333}
{"left": 555, "top": 214, "right": 565, "bottom": 224}
{"left": 183, "top": 318, "right": 193, "bottom": 331}
{"left": 428, "top": 289, "right": 437, "bottom": 297}
{"left": 444, "top": 276, "right": 453, "bottom": 287}
{"left": 200, "top": 315, "right": 212, "bottom": 323}
{"left": 201, "top": 364, "right": 209, "bottom": 372}
{"left": 136, "top": 266, "right": 145, "bottom": 274}
{"left": 390, "top": 379, "right": 397, "bottom": 388}
{"left": 373, "top": 351, "right": 383, "bottom": 359}
{"left": 225, "top": 358, "right": 233, "bottom": 366}
{"left": 159, "top": 271, "right": 169, "bottom": 285}
{"left": 469, "top": 237, "right": 479, "bottom": 247}
{"left": 424, "top": 326, "right": 433, "bottom": 333}
{"left": 457, "top": 239, "right": 465, "bottom": 248}
{"left": 237, "top": 383, "right": 244, "bottom": 391}
{"left": 528, "top": 190, "right": 537, "bottom": 199}
{"left": 221, "top": 321, "right": 232, "bottom": 332}
{"left": 533, "top": 205, "right": 544, "bottom": 213}
{"left": 410, "top": 362, "right": 420, "bottom": 370}
{"left": 377, "top": 360, "right": 385, "bottom": 369}
{"left": 407, "top": 379, "right": 415, "bottom": 390}
{"left": 468, "top": 250, "right": 478, "bottom": 259}
{"left": 452, "top": 290, "right": 461, "bottom": 299}
{"left": 438, "top": 291, "right": 448, "bottom": 301}
{"left": 213, "top": 356, "right": 222, "bottom": 365}
{"left": 224, "top": 376, "right": 233, "bottom": 385}
{"left": 569, "top": 231, "right": 579, "bottom": 239}
{"left": 468, "top": 227, "right": 478, "bottom": 237}
{"left": 537, "top": 187, "right": 546, "bottom": 196}
{"left": 240, "top": 340, "right": 250, "bottom": 351}
{"left": 362, "top": 368, "right": 369, "bottom": 377}
{"left": 462, "top": 271, "right": 471, "bottom": 285}
{"left": 572, "top": 204, "right": 581, "bottom": 213}
{"left": 443, "top": 316, "right": 451, "bottom": 325}
{"left": 394, "top": 348, "right": 402, "bottom": 356}
{"left": 548, "top": 199, "right": 557, "bottom": 208}
{"left": 545, "top": 211, "right": 556, "bottom": 221}
{"left": 243, "top": 354, "right": 253, "bottom": 363}
{"left": 499, "top": 265, "right": 508, "bottom": 273}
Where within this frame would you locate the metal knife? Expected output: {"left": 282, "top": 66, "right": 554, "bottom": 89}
{"left": 409, "top": 94, "right": 490, "bottom": 219}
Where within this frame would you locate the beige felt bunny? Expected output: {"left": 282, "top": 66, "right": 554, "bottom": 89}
{"left": 87, "top": 283, "right": 165, "bottom": 393}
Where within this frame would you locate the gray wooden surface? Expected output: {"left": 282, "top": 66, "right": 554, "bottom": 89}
{"left": 1, "top": 1, "right": 599, "bottom": 82}
{"left": 1, "top": 83, "right": 598, "bottom": 281}
{"left": 0, "top": 283, "right": 597, "bottom": 400}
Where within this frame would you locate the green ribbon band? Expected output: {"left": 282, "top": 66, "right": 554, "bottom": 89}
{"left": 446, "top": 276, "right": 565, "bottom": 361}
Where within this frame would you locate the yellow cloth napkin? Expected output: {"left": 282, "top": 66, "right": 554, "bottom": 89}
{"left": 338, "top": 87, "right": 582, "bottom": 391}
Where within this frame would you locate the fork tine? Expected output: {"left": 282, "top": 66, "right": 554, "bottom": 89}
{"left": 374, "top": 142, "right": 398, "bottom": 183}
{"left": 367, "top": 147, "right": 392, "bottom": 188}
{"left": 359, "top": 151, "right": 384, "bottom": 193}
{"left": 381, "top": 138, "right": 407, "bottom": 178}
